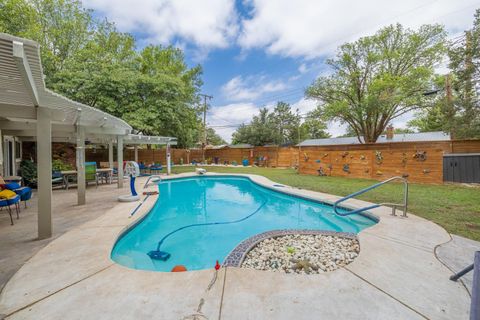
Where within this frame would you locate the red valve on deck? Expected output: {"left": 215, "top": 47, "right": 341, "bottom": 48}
{"left": 215, "top": 260, "right": 221, "bottom": 270}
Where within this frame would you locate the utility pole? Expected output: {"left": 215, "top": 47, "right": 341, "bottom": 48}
{"left": 445, "top": 73, "right": 455, "bottom": 139}
{"left": 199, "top": 93, "right": 212, "bottom": 163}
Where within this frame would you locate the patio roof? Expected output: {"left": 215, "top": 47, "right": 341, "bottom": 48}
{"left": 0, "top": 33, "right": 177, "bottom": 239}
{"left": 0, "top": 33, "right": 132, "bottom": 133}
{"left": 124, "top": 134, "right": 177, "bottom": 145}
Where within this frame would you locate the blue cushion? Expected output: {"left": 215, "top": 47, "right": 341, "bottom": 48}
{"left": 6, "top": 195, "right": 20, "bottom": 205}
{"left": 0, "top": 199, "right": 8, "bottom": 206}
{"left": 4, "top": 182, "right": 21, "bottom": 190}
{"left": 14, "top": 187, "right": 32, "bottom": 201}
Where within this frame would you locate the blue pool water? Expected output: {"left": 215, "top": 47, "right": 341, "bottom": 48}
{"left": 111, "top": 176, "right": 377, "bottom": 272}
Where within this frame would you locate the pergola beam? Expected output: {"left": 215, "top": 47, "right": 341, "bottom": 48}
{"left": 0, "top": 104, "right": 37, "bottom": 119}
{"left": 0, "top": 120, "right": 129, "bottom": 135}
{"left": 12, "top": 41, "right": 39, "bottom": 107}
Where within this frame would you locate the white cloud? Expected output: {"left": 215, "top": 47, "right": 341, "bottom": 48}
{"left": 208, "top": 102, "right": 262, "bottom": 142}
{"left": 221, "top": 75, "right": 288, "bottom": 102}
{"left": 239, "top": 0, "right": 479, "bottom": 58}
{"left": 291, "top": 98, "right": 317, "bottom": 114}
{"left": 83, "top": 0, "right": 238, "bottom": 51}
{"left": 298, "top": 63, "right": 308, "bottom": 74}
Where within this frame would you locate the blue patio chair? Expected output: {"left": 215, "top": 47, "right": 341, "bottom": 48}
{"left": 0, "top": 194, "right": 20, "bottom": 225}
{"left": 149, "top": 164, "right": 163, "bottom": 174}
{"left": 139, "top": 162, "right": 147, "bottom": 172}
{"left": 52, "top": 171, "right": 65, "bottom": 189}
{"left": 4, "top": 182, "right": 32, "bottom": 208}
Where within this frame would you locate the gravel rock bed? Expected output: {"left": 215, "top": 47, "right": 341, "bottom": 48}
{"left": 241, "top": 234, "right": 360, "bottom": 274}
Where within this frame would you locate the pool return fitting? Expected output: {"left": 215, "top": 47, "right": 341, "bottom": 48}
{"left": 147, "top": 197, "right": 269, "bottom": 261}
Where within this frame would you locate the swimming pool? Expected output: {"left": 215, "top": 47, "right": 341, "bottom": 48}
{"left": 111, "top": 176, "right": 377, "bottom": 272}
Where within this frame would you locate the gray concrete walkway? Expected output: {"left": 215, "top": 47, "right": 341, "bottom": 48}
{"left": 0, "top": 183, "right": 128, "bottom": 291}
{"left": 0, "top": 174, "right": 473, "bottom": 319}
{"left": 436, "top": 234, "right": 480, "bottom": 294}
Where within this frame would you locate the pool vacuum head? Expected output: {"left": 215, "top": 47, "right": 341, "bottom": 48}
{"left": 148, "top": 250, "right": 171, "bottom": 261}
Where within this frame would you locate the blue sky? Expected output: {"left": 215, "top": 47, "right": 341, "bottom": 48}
{"left": 83, "top": 0, "right": 478, "bottom": 142}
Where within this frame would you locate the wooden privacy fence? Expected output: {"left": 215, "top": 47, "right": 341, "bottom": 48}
{"left": 298, "top": 140, "right": 480, "bottom": 184}
{"left": 35, "top": 139, "right": 479, "bottom": 184}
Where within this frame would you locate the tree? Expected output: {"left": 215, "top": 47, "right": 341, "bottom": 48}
{"left": 306, "top": 23, "right": 446, "bottom": 143}
{"left": 232, "top": 108, "right": 277, "bottom": 145}
{"left": 393, "top": 127, "right": 415, "bottom": 134}
{"left": 205, "top": 128, "right": 226, "bottom": 145}
{"left": 0, "top": 0, "right": 204, "bottom": 148}
{"left": 271, "top": 102, "right": 301, "bottom": 144}
{"left": 410, "top": 10, "right": 480, "bottom": 139}
{"left": 298, "top": 109, "right": 330, "bottom": 140}
{"left": 232, "top": 102, "right": 328, "bottom": 145}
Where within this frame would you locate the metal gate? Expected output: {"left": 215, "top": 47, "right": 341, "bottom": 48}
{"left": 443, "top": 153, "right": 480, "bottom": 183}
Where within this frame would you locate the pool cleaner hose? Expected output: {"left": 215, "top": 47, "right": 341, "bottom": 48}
{"left": 147, "top": 198, "right": 268, "bottom": 261}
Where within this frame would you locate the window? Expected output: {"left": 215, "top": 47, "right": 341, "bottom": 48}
{"left": 15, "top": 141, "right": 21, "bottom": 159}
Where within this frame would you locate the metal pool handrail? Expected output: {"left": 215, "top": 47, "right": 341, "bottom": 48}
{"left": 333, "top": 176, "right": 409, "bottom": 217}
{"left": 143, "top": 175, "right": 162, "bottom": 189}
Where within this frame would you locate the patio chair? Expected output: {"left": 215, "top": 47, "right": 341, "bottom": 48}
{"left": 52, "top": 171, "right": 65, "bottom": 189}
{"left": 85, "top": 162, "right": 99, "bottom": 187}
{"left": 0, "top": 190, "right": 20, "bottom": 225}
{"left": 2, "top": 181, "right": 32, "bottom": 208}
{"left": 149, "top": 163, "right": 163, "bottom": 174}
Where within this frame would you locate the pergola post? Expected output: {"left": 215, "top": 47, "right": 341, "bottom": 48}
{"left": 134, "top": 145, "right": 138, "bottom": 163}
{"left": 166, "top": 142, "right": 171, "bottom": 175}
{"left": 76, "top": 126, "right": 86, "bottom": 205}
{"left": 108, "top": 142, "right": 114, "bottom": 169}
{"left": 117, "top": 135, "right": 123, "bottom": 188}
{"left": 36, "top": 108, "right": 52, "bottom": 239}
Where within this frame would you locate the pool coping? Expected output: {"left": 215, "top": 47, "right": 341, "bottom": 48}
{"left": 223, "top": 229, "right": 357, "bottom": 268}
{"left": 0, "top": 172, "right": 471, "bottom": 319}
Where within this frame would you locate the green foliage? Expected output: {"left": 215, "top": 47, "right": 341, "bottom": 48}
{"left": 52, "top": 159, "right": 73, "bottom": 171}
{"left": 205, "top": 128, "right": 227, "bottom": 146}
{"left": 19, "top": 160, "right": 37, "bottom": 187}
{"left": 286, "top": 246, "right": 296, "bottom": 254}
{"left": 393, "top": 127, "right": 415, "bottom": 134}
{"left": 307, "top": 23, "right": 446, "bottom": 143}
{"left": 0, "top": 0, "right": 203, "bottom": 147}
{"left": 232, "top": 102, "right": 329, "bottom": 145}
{"left": 410, "top": 10, "right": 480, "bottom": 139}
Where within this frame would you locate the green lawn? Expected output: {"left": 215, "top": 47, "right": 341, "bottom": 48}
{"left": 171, "top": 166, "right": 480, "bottom": 241}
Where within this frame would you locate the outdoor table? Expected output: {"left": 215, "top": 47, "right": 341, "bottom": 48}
{"left": 97, "top": 168, "right": 113, "bottom": 184}
{"left": 61, "top": 168, "right": 113, "bottom": 190}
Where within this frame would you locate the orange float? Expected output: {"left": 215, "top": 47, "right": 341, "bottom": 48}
{"left": 171, "top": 265, "right": 187, "bottom": 272}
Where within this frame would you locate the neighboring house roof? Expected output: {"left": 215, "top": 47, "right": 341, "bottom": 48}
{"left": 298, "top": 131, "right": 451, "bottom": 147}
{"left": 209, "top": 144, "right": 228, "bottom": 149}
{"left": 228, "top": 144, "right": 253, "bottom": 149}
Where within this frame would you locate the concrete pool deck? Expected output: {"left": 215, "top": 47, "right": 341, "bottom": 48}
{"left": 0, "top": 173, "right": 472, "bottom": 319}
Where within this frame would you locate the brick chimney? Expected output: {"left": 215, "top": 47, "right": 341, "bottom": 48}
{"left": 386, "top": 124, "right": 394, "bottom": 140}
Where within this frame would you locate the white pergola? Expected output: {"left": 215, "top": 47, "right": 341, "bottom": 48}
{"left": 0, "top": 33, "right": 175, "bottom": 239}
{"left": 124, "top": 134, "right": 177, "bottom": 174}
